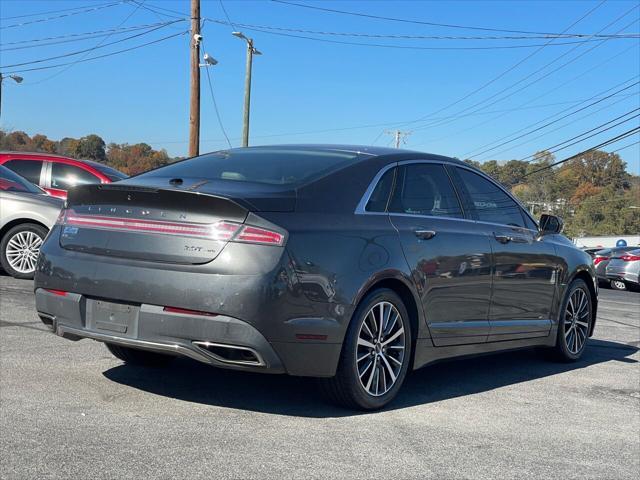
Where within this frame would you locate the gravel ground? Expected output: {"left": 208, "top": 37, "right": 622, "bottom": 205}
{"left": 1, "top": 275, "right": 638, "bottom": 479}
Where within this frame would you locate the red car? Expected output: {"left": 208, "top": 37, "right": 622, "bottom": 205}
{"left": 0, "top": 152, "right": 127, "bottom": 199}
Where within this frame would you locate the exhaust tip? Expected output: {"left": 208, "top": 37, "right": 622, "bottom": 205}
{"left": 193, "top": 341, "right": 265, "bottom": 367}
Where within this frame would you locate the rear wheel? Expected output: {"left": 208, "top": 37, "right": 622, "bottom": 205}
{"left": 551, "top": 279, "right": 593, "bottom": 362}
{"left": 105, "top": 343, "right": 175, "bottom": 367}
{"left": 320, "top": 288, "right": 412, "bottom": 410}
{"left": 0, "top": 223, "right": 47, "bottom": 279}
{"left": 610, "top": 279, "right": 627, "bottom": 291}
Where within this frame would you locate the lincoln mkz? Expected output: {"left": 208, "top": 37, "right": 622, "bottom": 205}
{"left": 35, "top": 145, "right": 597, "bottom": 410}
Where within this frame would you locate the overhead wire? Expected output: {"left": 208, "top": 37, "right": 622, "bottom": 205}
{"left": 0, "top": 2, "right": 124, "bottom": 29}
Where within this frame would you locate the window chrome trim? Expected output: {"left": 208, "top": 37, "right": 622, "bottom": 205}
{"left": 354, "top": 158, "right": 539, "bottom": 231}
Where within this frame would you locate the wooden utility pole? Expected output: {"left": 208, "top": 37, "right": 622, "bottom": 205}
{"left": 241, "top": 40, "right": 253, "bottom": 148}
{"left": 188, "top": 0, "right": 201, "bottom": 157}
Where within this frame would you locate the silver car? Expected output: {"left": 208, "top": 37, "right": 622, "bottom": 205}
{"left": 593, "top": 246, "right": 638, "bottom": 286}
{"left": 0, "top": 165, "right": 63, "bottom": 279}
{"left": 606, "top": 248, "right": 640, "bottom": 291}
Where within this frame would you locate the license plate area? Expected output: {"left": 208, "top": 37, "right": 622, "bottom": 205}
{"left": 86, "top": 299, "right": 140, "bottom": 338}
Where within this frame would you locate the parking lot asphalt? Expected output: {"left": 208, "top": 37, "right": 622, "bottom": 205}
{"left": 1, "top": 275, "right": 638, "bottom": 480}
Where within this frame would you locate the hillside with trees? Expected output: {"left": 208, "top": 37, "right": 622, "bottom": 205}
{"left": 0, "top": 130, "right": 637, "bottom": 238}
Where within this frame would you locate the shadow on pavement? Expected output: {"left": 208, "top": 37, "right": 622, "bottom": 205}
{"left": 103, "top": 338, "right": 638, "bottom": 418}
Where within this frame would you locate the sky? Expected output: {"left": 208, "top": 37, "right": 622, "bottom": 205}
{"left": 1, "top": 0, "right": 639, "bottom": 174}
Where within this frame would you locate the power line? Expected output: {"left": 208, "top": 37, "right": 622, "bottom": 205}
{"left": 4, "top": 30, "right": 188, "bottom": 74}
{"left": 465, "top": 80, "right": 640, "bottom": 159}
{"left": 476, "top": 92, "right": 638, "bottom": 161}
{"left": 22, "top": 0, "right": 149, "bottom": 84}
{"left": 516, "top": 109, "right": 640, "bottom": 162}
{"left": 462, "top": 73, "right": 640, "bottom": 157}
{"left": 200, "top": 38, "right": 232, "bottom": 149}
{"left": 410, "top": 42, "right": 639, "bottom": 149}
{"left": 373, "top": 0, "right": 608, "bottom": 139}
{"left": 522, "top": 127, "right": 640, "bottom": 177}
{"left": 0, "top": 2, "right": 123, "bottom": 29}
{"left": 208, "top": 19, "right": 639, "bottom": 40}
{"left": 0, "top": 21, "right": 183, "bottom": 51}
{"left": 0, "top": 21, "right": 182, "bottom": 69}
{"left": 0, "top": 1, "right": 121, "bottom": 20}
{"left": 271, "top": 0, "right": 633, "bottom": 37}
{"left": 218, "top": 1, "right": 238, "bottom": 31}
{"left": 609, "top": 139, "right": 640, "bottom": 154}
{"left": 407, "top": 6, "right": 639, "bottom": 135}
{"left": 223, "top": 25, "right": 619, "bottom": 51}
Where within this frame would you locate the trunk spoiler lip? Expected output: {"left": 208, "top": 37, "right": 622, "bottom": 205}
{"left": 70, "top": 181, "right": 296, "bottom": 213}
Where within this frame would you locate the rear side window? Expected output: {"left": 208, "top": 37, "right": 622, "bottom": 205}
{"left": 3, "top": 159, "right": 43, "bottom": 185}
{"left": 388, "top": 163, "right": 463, "bottom": 218}
{"left": 51, "top": 163, "right": 100, "bottom": 189}
{"left": 455, "top": 168, "right": 525, "bottom": 227}
{"left": 365, "top": 168, "right": 395, "bottom": 212}
{"left": 140, "top": 148, "right": 360, "bottom": 186}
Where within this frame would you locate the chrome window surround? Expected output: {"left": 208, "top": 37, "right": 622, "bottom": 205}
{"left": 354, "top": 159, "right": 539, "bottom": 233}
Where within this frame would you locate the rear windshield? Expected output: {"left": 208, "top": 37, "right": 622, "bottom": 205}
{"left": 140, "top": 148, "right": 360, "bottom": 186}
{"left": 0, "top": 165, "right": 44, "bottom": 194}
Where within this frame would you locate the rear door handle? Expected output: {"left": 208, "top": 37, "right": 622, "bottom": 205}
{"left": 494, "top": 233, "right": 512, "bottom": 244}
{"left": 414, "top": 230, "right": 436, "bottom": 240}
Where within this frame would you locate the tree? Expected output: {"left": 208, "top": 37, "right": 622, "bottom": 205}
{"left": 76, "top": 134, "right": 106, "bottom": 161}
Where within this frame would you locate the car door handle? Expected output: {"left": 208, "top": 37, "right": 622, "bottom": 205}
{"left": 414, "top": 230, "right": 437, "bottom": 240}
{"left": 494, "top": 233, "right": 512, "bottom": 244}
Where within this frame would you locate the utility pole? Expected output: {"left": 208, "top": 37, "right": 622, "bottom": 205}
{"left": 385, "top": 130, "right": 411, "bottom": 148}
{"left": 188, "top": 0, "right": 201, "bottom": 157}
{"left": 0, "top": 73, "right": 24, "bottom": 120}
{"left": 233, "top": 32, "right": 262, "bottom": 147}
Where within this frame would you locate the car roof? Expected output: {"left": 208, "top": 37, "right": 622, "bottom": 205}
{"left": 216, "top": 144, "right": 467, "bottom": 167}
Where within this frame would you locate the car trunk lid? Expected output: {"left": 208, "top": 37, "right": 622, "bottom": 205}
{"left": 60, "top": 184, "right": 250, "bottom": 264}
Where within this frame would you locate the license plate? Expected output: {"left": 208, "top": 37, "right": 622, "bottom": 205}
{"left": 87, "top": 299, "right": 139, "bottom": 338}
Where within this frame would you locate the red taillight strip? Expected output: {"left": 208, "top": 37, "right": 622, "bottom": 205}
{"left": 163, "top": 306, "right": 218, "bottom": 317}
{"left": 620, "top": 255, "right": 640, "bottom": 262}
{"left": 63, "top": 211, "right": 240, "bottom": 240}
{"left": 236, "top": 226, "right": 284, "bottom": 246}
{"left": 45, "top": 289, "right": 68, "bottom": 297}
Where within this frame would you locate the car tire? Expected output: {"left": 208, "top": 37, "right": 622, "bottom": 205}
{"left": 320, "top": 288, "right": 412, "bottom": 410}
{"left": 610, "top": 280, "right": 627, "bottom": 291}
{"left": 0, "top": 223, "right": 48, "bottom": 280}
{"left": 551, "top": 279, "right": 593, "bottom": 362}
{"left": 105, "top": 343, "right": 175, "bottom": 367}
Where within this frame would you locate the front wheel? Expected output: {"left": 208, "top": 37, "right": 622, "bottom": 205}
{"left": 552, "top": 279, "right": 593, "bottom": 362}
{"left": 0, "top": 223, "right": 47, "bottom": 279}
{"left": 320, "top": 288, "right": 412, "bottom": 410}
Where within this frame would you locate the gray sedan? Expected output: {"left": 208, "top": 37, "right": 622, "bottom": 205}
{"left": 593, "top": 246, "right": 638, "bottom": 286}
{"left": 606, "top": 248, "right": 640, "bottom": 291}
{"left": 0, "top": 165, "right": 63, "bottom": 279}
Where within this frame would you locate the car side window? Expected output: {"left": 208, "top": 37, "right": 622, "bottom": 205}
{"left": 388, "top": 163, "right": 464, "bottom": 218}
{"left": 51, "top": 163, "right": 100, "bottom": 189}
{"left": 455, "top": 168, "right": 525, "bottom": 227}
{"left": 365, "top": 168, "right": 395, "bottom": 212}
{"left": 3, "top": 160, "right": 43, "bottom": 185}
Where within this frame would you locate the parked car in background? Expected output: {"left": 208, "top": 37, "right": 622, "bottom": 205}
{"left": 0, "top": 152, "right": 127, "bottom": 199}
{"left": 593, "top": 246, "right": 639, "bottom": 288}
{"left": 606, "top": 248, "right": 640, "bottom": 291}
{"left": 34, "top": 145, "right": 599, "bottom": 410}
{"left": 0, "top": 165, "right": 63, "bottom": 279}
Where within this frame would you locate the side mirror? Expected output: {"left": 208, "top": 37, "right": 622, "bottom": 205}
{"left": 539, "top": 214, "right": 563, "bottom": 235}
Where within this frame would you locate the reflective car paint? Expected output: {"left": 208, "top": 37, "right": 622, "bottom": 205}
{"left": 34, "top": 145, "right": 597, "bottom": 378}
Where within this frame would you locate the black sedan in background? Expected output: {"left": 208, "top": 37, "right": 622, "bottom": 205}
{"left": 34, "top": 145, "right": 597, "bottom": 410}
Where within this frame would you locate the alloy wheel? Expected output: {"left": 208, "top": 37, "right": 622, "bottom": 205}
{"left": 5, "top": 231, "right": 43, "bottom": 274}
{"left": 563, "top": 288, "right": 590, "bottom": 355}
{"left": 356, "top": 301, "right": 406, "bottom": 397}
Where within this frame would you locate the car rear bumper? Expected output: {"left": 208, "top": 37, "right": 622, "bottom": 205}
{"left": 35, "top": 288, "right": 342, "bottom": 377}
{"left": 606, "top": 270, "right": 639, "bottom": 285}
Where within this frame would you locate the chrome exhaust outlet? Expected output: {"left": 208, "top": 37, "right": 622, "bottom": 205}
{"left": 192, "top": 341, "right": 265, "bottom": 367}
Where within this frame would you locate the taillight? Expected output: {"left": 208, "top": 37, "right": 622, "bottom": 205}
{"left": 59, "top": 209, "right": 284, "bottom": 245}
{"left": 45, "top": 289, "right": 68, "bottom": 297}
{"left": 593, "top": 256, "right": 609, "bottom": 265}
{"left": 620, "top": 255, "right": 640, "bottom": 262}
{"left": 235, "top": 225, "right": 284, "bottom": 246}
